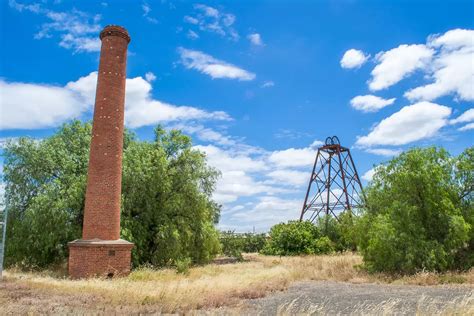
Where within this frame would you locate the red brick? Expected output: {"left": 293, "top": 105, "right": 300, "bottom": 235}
{"left": 68, "top": 25, "right": 133, "bottom": 279}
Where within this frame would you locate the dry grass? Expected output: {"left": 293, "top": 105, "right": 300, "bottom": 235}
{"left": 1, "top": 253, "right": 473, "bottom": 314}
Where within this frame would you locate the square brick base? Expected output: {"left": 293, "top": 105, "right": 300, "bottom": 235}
{"left": 68, "top": 239, "right": 134, "bottom": 279}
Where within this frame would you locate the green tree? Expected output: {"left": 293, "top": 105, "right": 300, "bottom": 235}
{"left": 3, "top": 121, "right": 221, "bottom": 269}
{"left": 262, "top": 220, "right": 334, "bottom": 255}
{"left": 357, "top": 147, "right": 472, "bottom": 273}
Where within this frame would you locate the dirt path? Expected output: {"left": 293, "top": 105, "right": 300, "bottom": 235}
{"left": 226, "top": 281, "right": 473, "bottom": 315}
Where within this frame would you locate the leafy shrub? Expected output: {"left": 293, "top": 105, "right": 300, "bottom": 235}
{"left": 241, "top": 233, "right": 267, "bottom": 253}
{"left": 357, "top": 147, "right": 472, "bottom": 273}
{"left": 219, "top": 231, "right": 267, "bottom": 260}
{"left": 315, "top": 213, "right": 357, "bottom": 252}
{"left": 313, "top": 236, "right": 334, "bottom": 254}
{"left": 220, "top": 231, "right": 244, "bottom": 261}
{"left": 262, "top": 220, "right": 334, "bottom": 255}
{"left": 175, "top": 257, "right": 192, "bottom": 275}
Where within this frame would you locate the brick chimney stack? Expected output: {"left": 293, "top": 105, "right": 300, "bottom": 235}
{"left": 68, "top": 25, "right": 134, "bottom": 279}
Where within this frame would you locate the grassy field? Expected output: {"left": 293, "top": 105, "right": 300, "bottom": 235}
{"left": 1, "top": 253, "right": 473, "bottom": 314}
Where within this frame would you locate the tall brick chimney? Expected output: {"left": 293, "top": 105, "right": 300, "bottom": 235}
{"left": 68, "top": 25, "right": 133, "bottom": 279}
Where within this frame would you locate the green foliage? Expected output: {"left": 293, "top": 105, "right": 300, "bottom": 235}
{"left": 175, "top": 257, "right": 192, "bottom": 275}
{"left": 3, "top": 121, "right": 221, "bottom": 269}
{"left": 262, "top": 220, "right": 335, "bottom": 255}
{"left": 219, "top": 231, "right": 244, "bottom": 261}
{"left": 357, "top": 147, "right": 473, "bottom": 273}
{"left": 219, "top": 231, "right": 266, "bottom": 260}
{"left": 315, "top": 213, "right": 357, "bottom": 252}
{"left": 241, "top": 232, "right": 267, "bottom": 253}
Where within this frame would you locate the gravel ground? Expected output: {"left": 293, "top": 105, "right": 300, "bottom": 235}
{"left": 225, "top": 281, "right": 474, "bottom": 315}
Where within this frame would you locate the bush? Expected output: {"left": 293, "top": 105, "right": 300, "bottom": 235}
{"left": 220, "top": 231, "right": 244, "bottom": 261}
{"left": 357, "top": 147, "right": 472, "bottom": 274}
{"left": 219, "top": 231, "right": 267, "bottom": 260}
{"left": 241, "top": 233, "right": 267, "bottom": 253}
{"left": 175, "top": 257, "right": 192, "bottom": 275}
{"left": 262, "top": 220, "right": 334, "bottom": 256}
{"left": 315, "top": 213, "right": 357, "bottom": 252}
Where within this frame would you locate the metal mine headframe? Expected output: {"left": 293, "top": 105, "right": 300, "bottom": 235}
{"left": 300, "top": 136, "right": 365, "bottom": 223}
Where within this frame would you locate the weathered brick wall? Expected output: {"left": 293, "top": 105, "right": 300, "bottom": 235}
{"left": 68, "top": 241, "right": 133, "bottom": 278}
{"left": 82, "top": 26, "right": 130, "bottom": 241}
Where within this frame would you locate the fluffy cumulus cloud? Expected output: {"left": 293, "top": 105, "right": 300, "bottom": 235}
{"left": 405, "top": 29, "right": 474, "bottom": 102}
{"left": 356, "top": 101, "right": 452, "bottom": 147}
{"left": 247, "top": 33, "right": 263, "bottom": 46}
{"left": 267, "top": 169, "right": 309, "bottom": 187}
{"left": 184, "top": 4, "right": 239, "bottom": 41}
{"left": 340, "top": 49, "right": 369, "bottom": 69}
{"left": 0, "top": 72, "right": 231, "bottom": 130}
{"left": 227, "top": 196, "right": 301, "bottom": 231}
{"left": 268, "top": 146, "right": 317, "bottom": 168}
{"left": 0, "top": 79, "right": 88, "bottom": 129}
{"left": 178, "top": 47, "right": 256, "bottom": 81}
{"left": 350, "top": 95, "right": 396, "bottom": 112}
{"left": 369, "top": 44, "right": 434, "bottom": 91}
{"left": 9, "top": 0, "right": 101, "bottom": 53}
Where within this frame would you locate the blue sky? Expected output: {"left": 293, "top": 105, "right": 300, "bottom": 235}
{"left": 1, "top": 0, "right": 473, "bottom": 232}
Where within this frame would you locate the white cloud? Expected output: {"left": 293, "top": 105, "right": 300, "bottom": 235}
{"left": 184, "top": 16, "right": 199, "bottom": 24}
{"left": 123, "top": 75, "right": 231, "bottom": 127}
{"left": 187, "top": 30, "right": 199, "bottom": 40}
{"left": 145, "top": 72, "right": 157, "bottom": 82}
{"left": 0, "top": 72, "right": 231, "bottom": 130}
{"left": 9, "top": 1, "right": 102, "bottom": 53}
{"left": 450, "top": 108, "right": 474, "bottom": 125}
{"left": 248, "top": 33, "right": 263, "bottom": 46}
{"left": 195, "top": 145, "right": 276, "bottom": 204}
{"left": 142, "top": 2, "right": 158, "bottom": 23}
{"left": 178, "top": 47, "right": 256, "bottom": 81}
{"left": 261, "top": 81, "right": 274, "bottom": 88}
{"left": 0, "top": 79, "right": 88, "bottom": 129}
{"left": 228, "top": 196, "right": 301, "bottom": 232}
{"left": 268, "top": 145, "right": 317, "bottom": 168}
{"left": 185, "top": 4, "right": 239, "bottom": 40}
{"left": 459, "top": 122, "right": 474, "bottom": 131}
{"left": 350, "top": 95, "right": 396, "bottom": 113}
{"left": 356, "top": 101, "right": 451, "bottom": 147}
{"left": 267, "top": 169, "right": 308, "bottom": 186}
{"left": 405, "top": 29, "right": 474, "bottom": 102}
{"left": 369, "top": 44, "right": 434, "bottom": 91}
{"left": 176, "top": 125, "right": 236, "bottom": 146}
{"left": 340, "top": 49, "right": 369, "bottom": 69}
{"left": 195, "top": 145, "right": 267, "bottom": 174}
{"left": 194, "top": 4, "right": 219, "bottom": 18}
{"left": 365, "top": 148, "right": 402, "bottom": 156}
{"left": 361, "top": 168, "right": 375, "bottom": 182}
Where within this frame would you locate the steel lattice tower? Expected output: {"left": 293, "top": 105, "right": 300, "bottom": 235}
{"left": 300, "top": 136, "right": 364, "bottom": 223}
